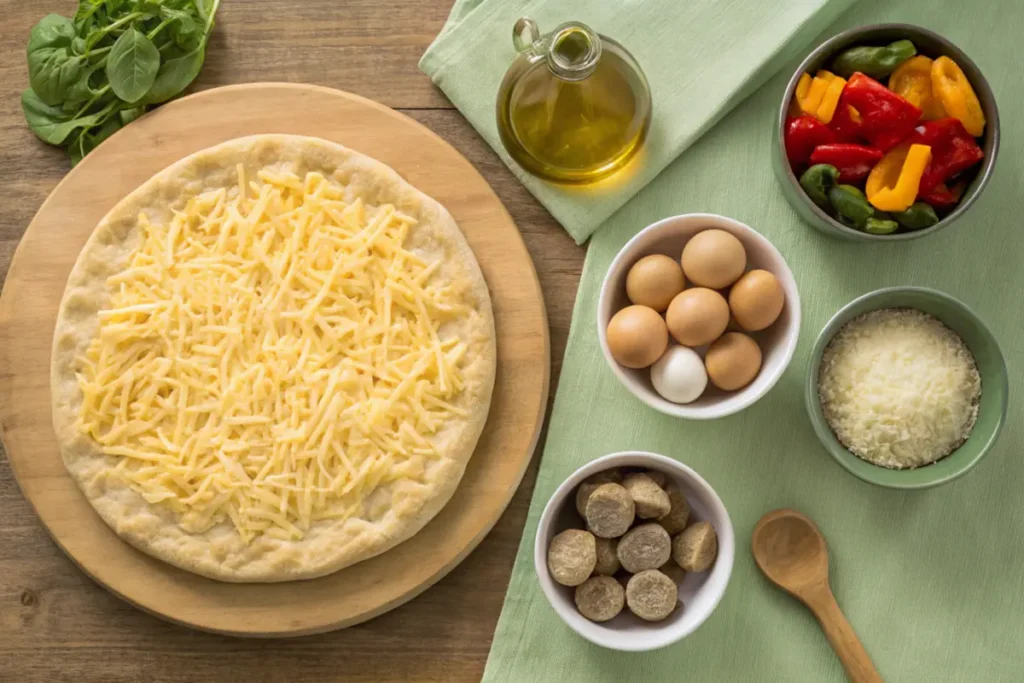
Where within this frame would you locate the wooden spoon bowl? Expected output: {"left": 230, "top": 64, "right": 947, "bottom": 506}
{"left": 752, "top": 509, "right": 882, "bottom": 683}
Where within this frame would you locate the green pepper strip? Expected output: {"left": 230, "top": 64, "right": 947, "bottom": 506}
{"left": 832, "top": 39, "right": 917, "bottom": 79}
{"left": 864, "top": 217, "right": 899, "bottom": 234}
{"left": 799, "top": 164, "right": 839, "bottom": 210}
{"left": 892, "top": 201, "right": 940, "bottom": 230}
{"left": 828, "top": 184, "right": 875, "bottom": 227}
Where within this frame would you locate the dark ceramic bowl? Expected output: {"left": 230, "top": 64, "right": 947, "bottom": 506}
{"left": 773, "top": 24, "right": 1000, "bottom": 242}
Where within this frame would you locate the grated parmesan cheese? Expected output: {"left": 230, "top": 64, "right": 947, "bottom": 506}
{"left": 818, "top": 308, "right": 981, "bottom": 469}
{"left": 77, "top": 166, "right": 471, "bottom": 543}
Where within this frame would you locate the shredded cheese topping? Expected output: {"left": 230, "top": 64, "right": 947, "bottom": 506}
{"left": 818, "top": 308, "right": 981, "bottom": 469}
{"left": 77, "top": 166, "right": 471, "bottom": 543}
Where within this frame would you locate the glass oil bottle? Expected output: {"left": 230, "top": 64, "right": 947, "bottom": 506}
{"left": 496, "top": 17, "right": 652, "bottom": 184}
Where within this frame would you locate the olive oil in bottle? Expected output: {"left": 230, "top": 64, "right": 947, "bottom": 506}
{"left": 496, "top": 18, "right": 652, "bottom": 184}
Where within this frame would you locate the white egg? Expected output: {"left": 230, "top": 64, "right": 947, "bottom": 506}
{"left": 650, "top": 346, "right": 707, "bottom": 404}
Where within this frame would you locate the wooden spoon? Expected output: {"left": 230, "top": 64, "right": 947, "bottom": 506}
{"left": 752, "top": 509, "right": 882, "bottom": 683}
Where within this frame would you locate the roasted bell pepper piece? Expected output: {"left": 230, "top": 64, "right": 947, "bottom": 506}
{"left": 796, "top": 73, "right": 830, "bottom": 116}
{"left": 796, "top": 71, "right": 846, "bottom": 123}
{"left": 784, "top": 115, "right": 836, "bottom": 167}
{"left": 865, "top": 143, "right": 932, "bottom": 212}
{"left": 842, "top": 73, "right": 922, "bottom": 150}
{"left": 829, "top": 184, "right": 875, "bottom": 227}
{"left": 908, "top": 117, "right": 984, "bottom": 193}
{"left": 889, "top": 56, "right": 946, "bottom": 121}
{"left": 919, "top": 183, "right": 956, "bottom": 208}
{"left": 864, "top": 216, "right": 899, "bottom": 234}
{"left": 920, "top": 181, "right": 966, "bottom": 209}
{"left": 816, "top": 74, "right": 847, "bottom": 124}
{"left": 828, "top": 98, "right": 864, "bottom": 142}
{"left": 832, "top": 39, "right": 917, "bottom": 79}
{"left": 799, "top": 164, "right": 839, "bottom": 209}
{"left": 931, "top": 56, "right": 985, "bottom": 136}
{"left": 809, "top": 143, "right": 884, "bottom": 183}
{"left": 892, "top": 202, "right": 940, "bottom": 229}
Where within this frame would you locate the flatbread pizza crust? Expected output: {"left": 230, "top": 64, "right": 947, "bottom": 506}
{"left": 50, "top": 135, "right": 496, "bottom": 582}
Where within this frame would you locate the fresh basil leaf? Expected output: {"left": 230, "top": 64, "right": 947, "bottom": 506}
{"left": 74, "top": 0, "right": 105, "bottom": 26}
{"left": 195, "top": 0, "right": 219, "bottom": 31}
{"left": 22, "top": 88, "right": 106, "bottom": 145}
{"left": 68, "top": 110, "right": 123, "bottom": 165}
{"left": 119, "top": 105, "right": 147, "bottom": 125}
{"left": 27, "top": 15, "right": 84, "bottom": 105}
{"left": 140, "top": 42, "right": 203, "bottom": 104}
{"left": 28, "top": 14, "right": 76, "bottom": 53}
{"left": 161, "top": 8, "right": 201, "bottom": 50}
{"left": 106, "top": 28, "right": 160, "bottom": 102}
{"left": 62, "top": 64, "right": 102, "bottom": 105}
{"left": 192, "top": 0, "right": 210, "bottom": 24}
{"left": 137, "top": 0, "right": 166, "bottom": 17}
{"left": 30, "top": 52, "right": 85, "bottom": 106}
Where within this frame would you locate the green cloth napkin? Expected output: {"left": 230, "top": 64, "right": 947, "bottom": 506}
{"left": 481, "top": 1, "right": 1024, "bottom": 681}
{"left": 420, "top": 0, "right": 856, "bottom": 243}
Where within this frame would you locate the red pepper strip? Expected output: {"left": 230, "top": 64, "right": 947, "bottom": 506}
{"left": 829, "top": 97, "right": 865, "bottom": 143}
{"left": 908, "top": 117, "right": 984, "bottom": 193}
{"left": 920, "top": 180, "right": 968, "bottom": 209}
{"left": 919, "top": 183, "right": 957, "bottom": 209}
{"left": 837, "top": 161, "right": 876, "bottom": 183}
{"left": 841, "top": 73, "right": 922, "bottom": 151}
{"left": 871, "top": 129, "right": 916, "bottom": 151}
{"left": 909, "top": 116, "right": 963, "bottom": 146}
{"left": 784, "top": 115, "right": 836, "bottom": 167}
{"left": 809, "top": 143, "right": 884, "bottom": 183}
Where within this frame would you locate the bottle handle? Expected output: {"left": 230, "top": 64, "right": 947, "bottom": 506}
{"left": 513, "top": 17, "right": 541, "bottom": 54}
{"left": 512, "top": 17, "right": 601, "bottom": 82}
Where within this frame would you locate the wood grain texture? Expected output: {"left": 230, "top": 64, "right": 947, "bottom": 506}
{"left": 2, "top": 82, "right": 550, "bottom": 635}
{"left": 752, "top": 509, "right": 882, "bottom": 683}
{"left": 0, "top": 2, "right": 585, "bottom": 681}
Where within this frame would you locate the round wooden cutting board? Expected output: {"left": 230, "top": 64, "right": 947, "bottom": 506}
{"left": 0, "top": 83, "right": 549, "bottom": 636}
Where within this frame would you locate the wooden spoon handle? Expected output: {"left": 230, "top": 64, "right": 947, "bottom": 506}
{"left": 805, "top": 587, "right": 883, "bottom": 683}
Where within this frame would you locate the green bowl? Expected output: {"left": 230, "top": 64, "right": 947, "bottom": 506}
{"left": 805, "top": 287, "right": 1008, "bottom": 488}
{"left": 773, "top": 24, "right": 1000, "bottom": 242}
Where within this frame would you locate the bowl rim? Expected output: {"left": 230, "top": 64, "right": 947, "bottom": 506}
{"left": 533, "top": 451, "right": 736, "bottom": 651}
{"left": 776, "top": 22, "right": 1001, "bottom": 242}
{"left": 597, "top": 213, "right": 802, "bottom": 420}
{"left": 804, "top": 286, "right": 1009, "bottom": 489}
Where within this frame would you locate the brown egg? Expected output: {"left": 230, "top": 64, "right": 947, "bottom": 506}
{"left": 729, "top": 270, "right": 785, "bottom": 331}
{"left": 681, "top": 230, "right": 747, "bottom": 289}
{"left": 625, "top": 255, "right": 685, "bottom": 312}
{"left": 705, "top": 333, "right": 762, "bottom": 391}
{"left": 606, "top": 305, "right": 669, "bottom": 369}
{"left": 665, "top": 288, "right": 730, "bottom": 347}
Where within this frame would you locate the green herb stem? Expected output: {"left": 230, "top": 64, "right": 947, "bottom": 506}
{"left": 86, "top": 45, "right": 113, "bottom": 60}
{"left": 73, "top": 84, "right": 112, "bottom": 119}
{"left": 147, "top": 19, "right": 175, "bottom": 41}
{"left": 89, "top": 11, "right": 145, "bottom": 41}
{"left": 23, "top": 1, "right": 220, "bottom": 164}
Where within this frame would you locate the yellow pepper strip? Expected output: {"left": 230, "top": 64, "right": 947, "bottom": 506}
{"left": 931, "top": 56, "right": 985, "bottom": 136}
{"left": 866, "top": 143, "right": 932, "bottom": 212}
{"left": 790, "top": 74, "right": 809, "bottom": 117}
{"left": 889, "top": 56, "right": 946, "bottom": 121}
{"left": 796, "top": 73, "right": 812, "bottom": 101}
{"left": 816, "top": 75, "right": 847, "bottom": 124}
{"left": 798, "top": 75, "right": 830, "bottom": 116}
{"left": 796, "top": 70, "right": 846, "bottom": 123}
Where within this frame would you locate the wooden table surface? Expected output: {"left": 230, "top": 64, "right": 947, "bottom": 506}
{"left": 0, "top": 2, "right": 583, "bottom": 681}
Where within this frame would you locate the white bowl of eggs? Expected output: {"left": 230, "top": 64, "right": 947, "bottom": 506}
{"left": 598, "top": 214, "right": 801, "bottom": 419}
